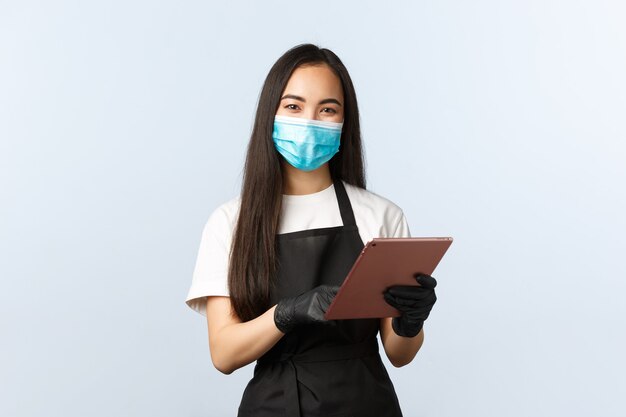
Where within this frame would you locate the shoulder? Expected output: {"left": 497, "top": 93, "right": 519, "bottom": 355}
{"left": 342, "top": 180, "right": 405, "bottom": 221}
{"left": 203, "top": 195, "right": 241, "bottom": 238}
{"left": 342, "top": 180, "right": 408, "bottom": 239}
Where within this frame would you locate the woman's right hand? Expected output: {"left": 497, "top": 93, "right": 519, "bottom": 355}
{"left": 273, "top": 284, "right": 340, "bottom": 334}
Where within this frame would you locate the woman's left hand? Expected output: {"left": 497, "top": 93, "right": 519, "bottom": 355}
{"left": 383, "top": 273, "right": 438, "bottom": 337}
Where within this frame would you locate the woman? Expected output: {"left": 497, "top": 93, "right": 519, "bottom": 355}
{"left": 185, "top": 43, "right": 438, "bottom": 417}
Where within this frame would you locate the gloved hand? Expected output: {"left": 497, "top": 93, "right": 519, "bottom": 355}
{"left": 383, "top": 273, "right": 438, "bottom": 337}
{"left": 274, "top": 284, "right": 340, "bottom": 334}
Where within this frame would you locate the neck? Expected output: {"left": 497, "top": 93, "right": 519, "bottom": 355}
{"left": 281, "top": 160, "right": 333, "bottom": 195}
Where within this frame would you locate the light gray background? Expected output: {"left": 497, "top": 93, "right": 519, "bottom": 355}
{"left": 1, "top": 1, "right": 625, "bottom": 416}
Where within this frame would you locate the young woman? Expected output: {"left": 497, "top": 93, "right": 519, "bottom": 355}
{"left": 185, "top": 44, "right": 438, "bottom": 417}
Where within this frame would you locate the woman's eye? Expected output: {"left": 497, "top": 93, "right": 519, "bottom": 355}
{"left": 321, "top": 108, "right": 337, "bottom": 114}
{"left": 285, "top": 104, "right": 300, "bottom": 110}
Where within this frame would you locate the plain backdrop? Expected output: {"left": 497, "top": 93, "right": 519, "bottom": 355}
{"left": 1, "top": 1, "right": 625, "bottom": 416}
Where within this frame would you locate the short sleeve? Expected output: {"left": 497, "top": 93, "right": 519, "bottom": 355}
{"left": 391, "top": 210, "right": 411, "bottom": 238}
{"left": 185, "top": 205, "right": 233, "bottom": 317}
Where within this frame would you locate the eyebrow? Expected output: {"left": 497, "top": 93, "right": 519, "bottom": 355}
{"left": 280, "top": 94, "right": 342, "bottom": 106}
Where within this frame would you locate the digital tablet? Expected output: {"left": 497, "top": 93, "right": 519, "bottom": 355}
{"left": 324, "top": 237, "right": 453, "bottom": 320}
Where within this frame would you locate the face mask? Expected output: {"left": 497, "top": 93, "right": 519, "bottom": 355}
{"left": 272, "top": 114, "right": 343, "bottom": 171}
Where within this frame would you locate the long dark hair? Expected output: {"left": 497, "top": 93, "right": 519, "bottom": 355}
{"left": 228, "top": 43, "right": 366, "bottom": 322}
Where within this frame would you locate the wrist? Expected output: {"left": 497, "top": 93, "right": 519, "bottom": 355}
{"left": 392, "top": 317, "right": 423, "bottom": 338}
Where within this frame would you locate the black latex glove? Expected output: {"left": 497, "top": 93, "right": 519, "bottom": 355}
{"left": 274, "top": 284, "right": 340, "bottom": 334}
{"left": 383, "top": 273, "right": 438, "bottom": 337}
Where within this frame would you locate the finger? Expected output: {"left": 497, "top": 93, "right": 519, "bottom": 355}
{"left": 320, "top": 284, "right": 340, "bottom": 292}
{"left": 320, "top": 287, "right": 340, "bottom": 306}
{"left": 321, "top": 285, "right": 340, "bottom": 297}
{"left": 383, "top": 291, "right": 400, "bottom": 307}
{"left": 386, "top": 293, "right": 425, "bottom": 307}
{"left": 387, "top": 285, "right": 433, "bottom": 299}
{"left": 406, "top": 296, "right": 437, "bottom": 314}
{"left": 386, "top": 290, "right": 436, "bottom": 309}
{"left": 415, "top": 273, "right": 437, "bottom": 289}
{"left": 383, "top": 291, "right": 408, "bottom": 310}
{"left": 406, "top": 306, "right": 434, "bottom": 321}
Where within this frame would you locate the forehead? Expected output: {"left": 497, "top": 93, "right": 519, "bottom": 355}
{"left": 282, "top": 64, "right": 344, "bottom": 99}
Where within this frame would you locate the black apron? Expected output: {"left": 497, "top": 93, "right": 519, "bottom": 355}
{"left": 237, "top": 179, "right": 404, "bottom": 417}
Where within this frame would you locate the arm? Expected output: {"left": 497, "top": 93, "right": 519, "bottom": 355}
{"left": 204, "top": 284, "right": 339, "bottom": 375}
{"left": 379, "top": 273, "right": 438, "bottom": 367}
{"left": 206, "top": 296, "right": 284, "bottom": 375}
{"left": 379, "top": 317, "right": 424, "bottom": 367}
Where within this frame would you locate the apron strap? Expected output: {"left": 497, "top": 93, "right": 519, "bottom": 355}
{"left": 333, "top": 179, "right": 357, "bottom": 228}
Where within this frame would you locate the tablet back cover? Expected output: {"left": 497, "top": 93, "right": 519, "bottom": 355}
{"left": 324, "top": 237, "right": 453, "bottom": 320}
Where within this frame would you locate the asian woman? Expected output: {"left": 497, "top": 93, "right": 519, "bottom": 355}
{"left": 185, "top": 43, "right": 438, "bottom": 417}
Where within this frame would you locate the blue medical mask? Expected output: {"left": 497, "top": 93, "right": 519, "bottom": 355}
{"left": 272, "top": 115, "right": 343, "bottom": 171}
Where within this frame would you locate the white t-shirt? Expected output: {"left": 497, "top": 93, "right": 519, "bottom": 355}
{"left": 185, "top": 180, "right": 411, "bottom": 316}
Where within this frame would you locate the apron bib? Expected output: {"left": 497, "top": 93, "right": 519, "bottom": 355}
{"left": 237, "top": 179, "right": 403, "bottom": 417}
